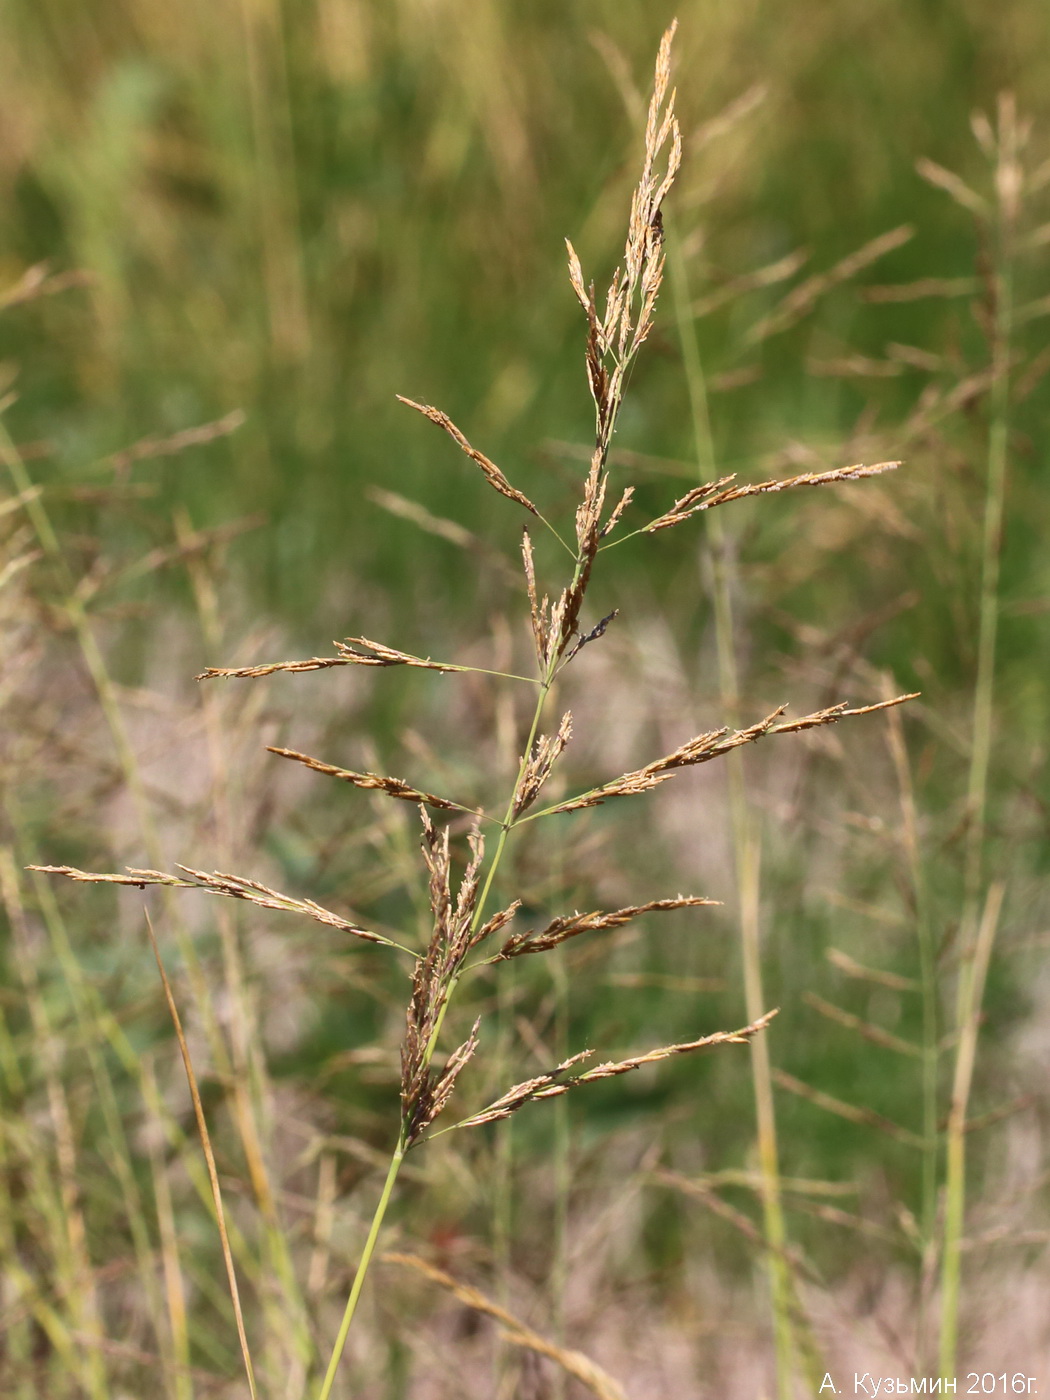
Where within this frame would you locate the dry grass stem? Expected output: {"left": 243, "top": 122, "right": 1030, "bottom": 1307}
{"left": 915, "top": 157, "right": 989, "bottom": 215}
{"left": 365, "top": 485, "right": 525, "bottom": 583}
{"left": 862, "top": 277, "right": 979, "bottom": 302}
{"left": 773, "top": 1069, "right": 926, "bottom": 1149}
{"left": 690, "top": 248, "right": 809, "bottom": 318}
{"left": 654, "top": 1170, "right": 821, "bottom": 1283}
{"left": 143, "top": 913, "right": 258, "bottom": 1400}
{"left": 802, "top": 992, "right": 924, "bottom": 1058}
{"left": 106, "top": 410, "right": 246, "bottom": 476}
{"left": 745, "top": 225, "right": 914, "bottom": 342}
{"left": 382, "top": 1252, "right": 630, "bottom": 1400}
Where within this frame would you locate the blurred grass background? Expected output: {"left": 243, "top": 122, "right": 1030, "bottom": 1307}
{"left": 2, "top": 1, "right": 1050, "bottom": 1396}
{"left": 1, "top": 0, "right": 1047, "bottom": 621}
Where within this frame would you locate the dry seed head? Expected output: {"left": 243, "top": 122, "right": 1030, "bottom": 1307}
{"left": 397, "top": 396, "right": 539, "bottom": 516}
{"left": 601, "top": 267, "right": 625, "bottom": 352}
{"left": 561, "top": 609, "right": 619, "bottom": 667}
{"left": 267, "top": 746, "right": 475, "bottom": 814}
{"left": 198, "top": 634, "right": 465, "bottom": 681}
{"left": 642, "top": 460, "right": 901, "bottom": 534}
{"left": 453, "top": 1049, "right": 596, "bottom": 1129}
{"left": 419, "top": 806, "right": 487, "bottom": 965}
{"left": 29, "top": 863, "right": 392, "bottom": 948}
{"left": 565, "top": 238, "right": 590, "bottom": 315}
{"left": 496, "top": 894, "right": 719, "bottom": 961}
{"left": 420, "top": 807, "right": 453, "bottom": 948}
{"left": 512, "top": 710, "right": 573, "bottom": 818}
{"left": 471, "top": 899, "right": 521, "bottom": 953}
{"left": 455, "top": 1010, "right": 778, "bottom": 1131}
{"left": 401, "top": 812, "right": 491, "bottom": 1144}
{"left": 542, "top": 694, "right": 918, "bottom": 816}
{"left": 568, "top": 20, "right": 681, "bottom": 441}
{"left": 521, "top": 528, "right": 548, "bottom": 668}
{"left": 335, "top": 637, "right": 462, "bottom": 670}
{"left": 199, "top": 654, "right": 360, "bottom": 681}
{"left": 402, "top": 1017, "right": 481, "bottom": 1148}
{"left": 599, "top": 486, "right": 634, "bottom": 539}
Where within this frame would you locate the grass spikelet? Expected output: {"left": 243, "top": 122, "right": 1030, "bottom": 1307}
{"left": 533, "top": 695, "right": 917, "bottom": 816}
{"left": 396, "top": 396, "right": 539, "bottom": 516}
{"left": 640, "top": 461, "right": 902, "bottom": 535}
{"left": 28, "top": 862, "right": 400, "bottom": 949}
{"left": 198, "top": 633, "right": 527, "bottom": 681}
{"left": 265, "top": 745, "right": 479, "bottom": 814}
{"left": 452, "top": 1012, "right": 778, "bottom": 1132}
{"left": 511, "top": 710, "right": 573, "bottom": 817}
{"left": 494, "top": 895, "right": 720, "bottom": 961}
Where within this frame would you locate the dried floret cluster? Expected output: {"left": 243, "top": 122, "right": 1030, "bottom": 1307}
{"left": 32, "top": 22, "right": 914, "bottom": 1393}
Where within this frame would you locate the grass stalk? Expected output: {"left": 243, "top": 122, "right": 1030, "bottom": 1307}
{"left": 0, "top": 848, "right": 108, "bottom": 1400}
{"left": 177, "top": 508, "right": 314, "bottom": 1383}
{"left": 146, "top": 911, "right": 259, "bottom": 1400}
{"left": 319, "top": 665, "right": 558, "bottom": 1394}
{"left": 317, "top": 1141, "right": 407, "bottom": 1400}
{"left": 549, "top": 940, "right": 572, "bottom": 1400}
{"left": 882, "top": 687, "right": 940, "bottom": 1368}
{"left": 940, "top": 99, "right": 1017, "bottom": 1377}
{"left": 938, "top": 882, "right": 1004, "bottom": 1379}
{"left": 961, "top": 215, "right": 1013, "bottom": 937}
{"left": 668, "top": 227, "right": 797, "bottom": 1400}
{"left": 2, "top": 799, "right": 176, "bottom": 1382}
{"left": 140, "top": 1055, "right": 193, "bottom": 1400}
{"left": 493, "top": 967, "right": 517, "bottom": 1399}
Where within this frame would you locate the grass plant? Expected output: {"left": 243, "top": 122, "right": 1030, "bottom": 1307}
{"left": 26, "top": 25, "right": 919, "bottom": 1397}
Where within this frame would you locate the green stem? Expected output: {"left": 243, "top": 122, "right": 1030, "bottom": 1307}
{"left": 883, "top": 698, "right": 940, "bottom": 1366}
{"left": 316, "top": 658, "right": 561, "bottom": 1387}
{"left": 668, "top": 226, "right": 798, "bottom": 1400}
{"left": 961, "top": 304, "right": 1011, "bottom": 929}
{"left": 939, "top": 884, "right": 1003, "bottom": 1381}
{"left": 940, "top": 152, "right": 1014, "bottom": 1379}
{"left": 549, "top": 938, "right": 571, "bottom": 1400}
{"left": 317, "top": 1142, "right": 406, "bottom": 1400}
